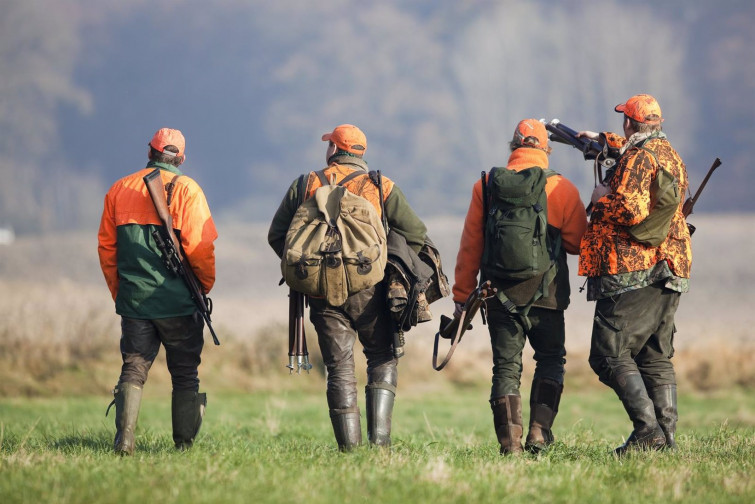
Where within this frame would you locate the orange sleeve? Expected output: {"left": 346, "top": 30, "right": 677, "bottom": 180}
{"left": 174, "top": 179, "right": 218, "bottom": 294}
{"left": 545, "top": 175, "right": 587, "bottom": 255}
{"left": 452, "top": 179, "right": 485, "bottom": 304}
{"left": 97, "top": 189, "right": 119, "bottom": 300}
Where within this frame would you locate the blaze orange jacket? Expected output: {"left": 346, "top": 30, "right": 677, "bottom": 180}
{"left": 452, "top": 148, "right": 587, "bottom": 304}
{"left": 98, "top": 162, "right": 217, "bottom": 319}
{"left": 578, "top": 133, "right": 691, "bottom": 278}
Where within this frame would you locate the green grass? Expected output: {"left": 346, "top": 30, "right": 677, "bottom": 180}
{"left": 1, "top": 387, "right": 754, "bottom": 504}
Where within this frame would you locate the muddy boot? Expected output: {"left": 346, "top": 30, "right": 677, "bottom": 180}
{"left": 107, "top": 382, "right": 143, "bottom": 456}
{"left": 330, "top": 408, "right": 362, "bottom": 452}
{"left": 172, "top": 390, "right": 207, "bottom": 450}
{"left": 647, "top": 384, "right": 678, "bottom": 450}
{"left": 490, "top": 395, "right": 524, "bottom": 455}
{"left": 525, "top": 378, "right": 563, "bottom": 453}
{"left": 611, "top": 372, "right": 666, "bottom": 456}
{"left": 366, "top": 382, "right": 396, "bottom": 447}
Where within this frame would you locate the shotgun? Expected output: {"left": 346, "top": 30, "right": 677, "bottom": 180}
{"left": 143, "top": 168, "right": 219, "bottom": 345}
{"left": 682, "top": 158, "right": 722, "bottom": 235}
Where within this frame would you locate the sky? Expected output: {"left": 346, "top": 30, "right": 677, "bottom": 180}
{"left": 1, "top": 0, "right": 753, "bottom": 234}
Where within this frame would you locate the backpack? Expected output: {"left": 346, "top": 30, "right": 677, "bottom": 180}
{"left": 281, "top": 169, "right": 387, "bottom": 307}
{"left": 480, "top": 166, "right": 561, "bottom": 327}
{"left": 626, "top": 146, "right": 681, "bottom": 247}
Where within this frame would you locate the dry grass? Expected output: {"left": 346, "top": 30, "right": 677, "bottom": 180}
{"left": 1, "top": 214, "right": 753, "bottom": 397}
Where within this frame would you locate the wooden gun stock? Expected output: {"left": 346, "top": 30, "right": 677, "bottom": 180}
{"left": 683, "top": 158, "right": 721, "bottom": 218}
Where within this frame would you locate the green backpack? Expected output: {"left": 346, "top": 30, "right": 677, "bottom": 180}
{"left": 481, "top": 166, "right": 561, "bottom": 326}
{"left": 626, "top": 146, "right": 681, "bottom": 247}
{"left": 281, "top": 170, "right": 388, "bottom": 307}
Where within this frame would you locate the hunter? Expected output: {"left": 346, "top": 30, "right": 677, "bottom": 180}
{"left": 452, "top": 119, "right": 587, "bottom": 455}
{"left": 98, "top": 128, "right": 218, "bottom": 455}
{"left": 578, "top": 94, "right": 691, "bottom": 454}
{"left": 268, "top": 124, "right": 427, "bottom": 451}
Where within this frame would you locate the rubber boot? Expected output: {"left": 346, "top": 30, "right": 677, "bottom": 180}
{"left": 172, "top": 390, "right": 207, "bottom": 450}
{"left": 109, "top": 382, "right": 142, "bottom": 456}
{"left": 366, "top": 382, "right": 396, "bottom": 447}
{"left": 525, "top": 378, "right": 563, "bottom": 453}
{"left": 329, "top": 409, "right": 362, "bottom": 452}
{"left": 611, "top": 372, "right": 666, "bottom": 455}
{"left": 490, "top": 395, "right": 524, "bottom": 455}
{"left": 647, "top": 384, "right": 678, "bottom": 450}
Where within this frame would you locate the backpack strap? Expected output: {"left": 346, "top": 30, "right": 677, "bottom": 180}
{"left": 368, "top": 170, "right": 389, "bottom": 235}
{"left": 337, "top": 170, "right": 367, "bottom": 186}
{"left": 296, "top": 173, "right": 308, "bottom": 207}
{"left": 315, "top": 169, "right": 330, "bottom": 187}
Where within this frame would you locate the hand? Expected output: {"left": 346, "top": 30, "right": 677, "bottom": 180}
{"left": 577, "top": 130, "right": 599, "bottom": 141}
{"left": 591, "top": 183, "right": 611, "bottom": 205}
{"left": 453, "top": 302, "right": 464, "bottom": 319}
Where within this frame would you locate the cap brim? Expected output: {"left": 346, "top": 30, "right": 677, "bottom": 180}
{"left": 321, "top": 133, "right": 332, "bottom": 142}
{"left": 614, "top": 103, "right": 627, "bottom": 114}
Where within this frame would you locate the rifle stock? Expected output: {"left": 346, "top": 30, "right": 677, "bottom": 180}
{"left": 683, "top": 157, "right": 721, "bottom": 218}
{"left": 143, "top": 168, "right": 220, "bottom": 345}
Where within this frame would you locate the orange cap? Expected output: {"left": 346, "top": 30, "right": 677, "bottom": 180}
{"left": 321, "top": 124, "right": 367, "bottom": 155}
{"left": 150, "top": 128, "right": 186, "bottom": 157}
{"left": 615, "top": 94, "right": 663, "bottom": 125}
{"left": 512, "top": 119, "right": 549, "bottom": 151}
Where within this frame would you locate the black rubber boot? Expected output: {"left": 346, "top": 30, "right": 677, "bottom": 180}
{"left": 490, "top": 395, "right": 524, "bottom": 455}
{"left": 329, "top": 409, "right": 362, "bottom": 452}
{"left": 172, "top": 390, "right": 207, "bottom": 450}
{"left": 109, "top": 382, "right": 143, "bottom": 456}
{"left": 611, "top": 372, "right": 666, "bottom": 455}
{"left": 647, "top": 384, "right": 678, "bottom": 450}
{"left": 525, "top": 378, "right": 563, "bottom": 453}
{"left": 365, "top": 382, "right": 396, "bottom": 447}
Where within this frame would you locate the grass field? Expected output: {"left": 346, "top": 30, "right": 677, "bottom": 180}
{"left": 1, "top": 215, "right": 753, "bottom": 502}
{"left": 2, "top": 387, "right": 754, "bottom": 504}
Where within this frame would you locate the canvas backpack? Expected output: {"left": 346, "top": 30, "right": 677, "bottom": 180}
{"left": 281, "top": 170, "right": 387, "bottom": 307}
{"left": 626, "top": 146, "right": 681, "bottom": 247}
{"left": 480, "top": 166, "right": 561, "bottom": 327}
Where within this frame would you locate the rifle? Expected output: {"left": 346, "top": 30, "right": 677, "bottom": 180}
{"left": 286, "top": 173, "right": 312, "bottom": 373}
{"left": 682, "top": 158, "right": 721, "bottom": 235}
{"left": 544, "top": 119, "right": 617, "bottom": 169}
{"left": 544, "top": 119, "right": 618, "bottom": 214}
{"left": 143, "top": 168, "right": 220, "bottom": 345}
{"left": 287, "top": 290, "right": 312, "bottom": 374}
{"left": 432, "top": 280, "right": 497, "bottom": 371}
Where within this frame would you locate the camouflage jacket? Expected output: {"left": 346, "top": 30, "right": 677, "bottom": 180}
{"left": 578, "top": 131, "right": 692, "bottom": 283}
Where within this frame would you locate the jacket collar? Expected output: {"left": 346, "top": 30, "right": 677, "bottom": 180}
{"left": 146, "top": 160, "right": 183, "bottom": 176}
{"left": 328, "top": 154, "right": 368, "bottom": 172}
{"left": 505, "top": 147, "right": 549, "bottom": 172}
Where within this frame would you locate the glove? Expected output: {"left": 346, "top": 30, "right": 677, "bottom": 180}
{"left": 591, "top": 183, "right": 611, "bottom": 205}
{"left": 453, "top": 302, "right": 464, "bottom": 319}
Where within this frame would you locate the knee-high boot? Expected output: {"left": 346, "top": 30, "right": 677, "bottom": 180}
{"left": 611, "top": 372, "right": 666, "bottom": 455}
{"left": 329, "top": 408, "right": 362, "bottom": 452}
{"left": 108, "top": 382, "right": 143, "bottom": 456}
{"left": 490, "top": 395, "right": 524, "bottom": 455}
{"left": 647, "top": 384, "right": 678, "bottom": 450}
{"left": 172, "top": 390, "right": 207, "bottom": 450}
{"left": 525, "top": 378, "right": 563, "bottom": 453}
{"left": 366, "top": 382, "right": 396, "bottom": 447}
